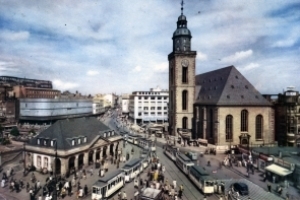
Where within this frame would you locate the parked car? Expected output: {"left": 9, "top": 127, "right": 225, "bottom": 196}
{"left": 231, "top": 182, "right": 249, "bottom": 196}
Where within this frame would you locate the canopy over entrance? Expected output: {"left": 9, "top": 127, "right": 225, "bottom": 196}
{"left": 265, "top": 164, "right": 293, "bottom": 176}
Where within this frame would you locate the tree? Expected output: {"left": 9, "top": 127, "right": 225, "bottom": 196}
{"left": 10, "top": 127, "right": 20, "bottom": 136}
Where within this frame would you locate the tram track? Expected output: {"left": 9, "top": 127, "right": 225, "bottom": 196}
{"left": 156, "top": 147, "right": 203, "bottom": 200}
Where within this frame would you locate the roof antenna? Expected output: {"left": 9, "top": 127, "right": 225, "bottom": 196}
{"left": 181, "top": 0, "right": 184, "bottom": 15}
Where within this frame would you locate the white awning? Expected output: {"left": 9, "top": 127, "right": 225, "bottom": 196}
{"left": 265, "top": 164, "right": 293, "bottom": 176}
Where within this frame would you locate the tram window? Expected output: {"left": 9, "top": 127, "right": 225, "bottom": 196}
{"left": 93, "top": 187, "right": 100, "bottom": 193}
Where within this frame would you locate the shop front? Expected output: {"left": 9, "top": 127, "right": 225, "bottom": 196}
{"left": 257, "top": 153, "right": 273, "bottom": 172}
{"left": 265, "top": 164, "right": 293, "bottom": 184}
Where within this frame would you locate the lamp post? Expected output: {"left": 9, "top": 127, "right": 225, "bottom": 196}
{"left": 53, "top": 139, "right": 58, "bottom": 200}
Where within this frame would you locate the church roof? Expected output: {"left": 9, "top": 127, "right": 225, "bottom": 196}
{"left": 195, "top": 66, "right": 272, "bottom": 106}
{"left": 28, "top": 117, "right": 111, "bottom": 150}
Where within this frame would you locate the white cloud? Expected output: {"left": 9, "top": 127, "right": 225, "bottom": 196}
{"left": 238, "top": 63, "right": 260, "bottom": 71}
{"left": 154, "top": 62, "right": 168, "bottom": 72}
{"left": 0, "top": 30, "right": 29, "bottom": 41}
{"left": 221, "top": 50, "right": 253, "bottom": 63}
{"left": 87, "top": 70, "right": 99, "bottom": 76}
{"left": 272, "top": 26, "right": 300, "bottom": 48}
{"left": 52, "top": 79, "right": 79, "bottom": 91}
{"left": 133, "top": 65, "right": 141, "bottom": 72}
{"left": 196, "top": 52, "right": 207, "bottom": 61}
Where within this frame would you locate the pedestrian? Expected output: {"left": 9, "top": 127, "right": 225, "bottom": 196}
{"left": 263, "top": 173, "right": 267, "bottom": 182}
{"left": 173, "top": 179, "right": 177, "bottom": 189}
{"left": 122, "top": 191, "right": 127, "bottom": 200}
{"left": 267, "top": 183, "right": 271, "bottom": 192}
{"left": 179, "top": 184, "right": 183, "bottom": 198}
{"left": 84, "top": 184, "right": 88, "bottom": 196}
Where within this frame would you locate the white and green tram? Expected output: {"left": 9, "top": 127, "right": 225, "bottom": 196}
{"left": 91, "top": 169, "right": 124, "bottom": 200}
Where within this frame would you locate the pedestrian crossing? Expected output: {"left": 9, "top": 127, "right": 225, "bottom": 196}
{"left": 216, "top": 178, "right": 282, "bottom": 200}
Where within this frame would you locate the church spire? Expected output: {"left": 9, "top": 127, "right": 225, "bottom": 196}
{"left": 172, "top": 0, "right": 192, "bottom": 52}
{"left": 181, "top": 0, "right": 184, "bottom": 15}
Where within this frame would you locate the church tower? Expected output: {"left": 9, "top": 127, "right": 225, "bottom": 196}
{"left": 168, "top": 1, "right": 197, "bottom": 138}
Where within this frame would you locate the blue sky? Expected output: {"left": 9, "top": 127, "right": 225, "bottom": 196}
{"left": 0, "top": 0, "right": 299, "bottom": 95}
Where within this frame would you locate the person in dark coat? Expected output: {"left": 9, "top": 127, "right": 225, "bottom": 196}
{"left": 84, "top": 185, "right": 88, "bottom": 196}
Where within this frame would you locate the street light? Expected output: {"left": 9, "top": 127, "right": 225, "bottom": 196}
{"left": 53, "top": 139, "right": 58, "bottom": 200}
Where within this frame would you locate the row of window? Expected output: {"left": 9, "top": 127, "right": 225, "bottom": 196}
{"left": 140, "top": 107, "right": 167, "bottom": 110}
{"left": 225, "top": 110, "right": 263, "bottom": 141}
{"left": 138, "top": 112, "right": 167, "bottom": 116}
{"left": 138, "top": 97, "right": 168, "bottom": 100}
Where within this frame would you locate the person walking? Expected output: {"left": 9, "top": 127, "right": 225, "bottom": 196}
{"left": 173, "top": 179, "right": 177, "bottom": 190}
{"left": 122, "top": 191, "right": 127, "bottom": 200}
{"left": 179, "top": 184, "right": 184, "bottom": 199}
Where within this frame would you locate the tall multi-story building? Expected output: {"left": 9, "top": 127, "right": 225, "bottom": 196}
{"left": 168, "top": 5, "right": 196, "bottom": 138}
{"left": 121, "top": 94, "right": 130, "bottom": 115}
{"left": 264, "top": 87, "right": 300, "bottom": 147}
{"left": 129, "top": 87, "right": 168, "bottom": 124}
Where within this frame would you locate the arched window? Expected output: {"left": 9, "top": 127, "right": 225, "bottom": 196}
{"left": 256, "top": 115, "right": 263, "bottom": 139}
{"left": 226, "top": 115, "right": 233, "bottom": 141}
{"left": 182, "top": 66, "right": 188, "bottom": 83}
{"left": 170, "top": 67, "right": 174, "bottom": 84}
{"left": 241, "top": 110, "right": 248, "bottom": 132}
{"left": 182, "top": 117, "right": 188, "bottom": 129}
{"left": 182, "top": 90, "right": 188, "bottom": 110}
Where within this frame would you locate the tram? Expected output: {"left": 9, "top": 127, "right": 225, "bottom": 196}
{"left": 91, "top": 169, "right": 124, "bottom": 200}
{"left": 138, "top": 138, "right": 156, "bottom": 152}
{"left": 127, "top": 134, "right": 141, "bottom": 145}
{"left": 188, "top": 166, "right": 215, "bottom": 194}
{"left": 164, "top": 144, "right": 178, "bottom": 161}
{"left": 122, "top": 158, "right": 142, "bottom": 182}
{"left": 175, "top": 152, "right": 194, "bottom": 175}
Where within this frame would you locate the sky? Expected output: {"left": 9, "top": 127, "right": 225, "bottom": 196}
{"left": 0, "top": 0, "right": 299, "bottom": 95}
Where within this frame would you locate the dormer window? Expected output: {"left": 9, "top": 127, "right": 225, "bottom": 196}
{"left": 44, "top": 140, "right": 47, "bottom": 146}
{"left": 112, "top": 131, "right": 114, "bottom": 136}
{"left": 51, "top": 140, "right": 53, "bottom": 147}
{"left": 72, "top": 140, "right": 75, "bottom": 146}
{"left": 108, "top": 132, "right": 110, "bottom": 137}
{"left": 83, "top": 137, "right": 87, "bottom": 143}
{"left": 78, "top": 138, "right": 81, "bottom": 145}
{"left": 37, "top": 139, "right": 40, "bottom": 145}
{"left": 104, "top": 133, "right": 106, "bottom": 137}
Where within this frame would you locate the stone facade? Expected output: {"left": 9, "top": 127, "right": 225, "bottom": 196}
{"left": 194, "top": 105, "right": 275, "bottom": 148}
{"left": 25, "top": 135, "right": 122, "bottom": 175}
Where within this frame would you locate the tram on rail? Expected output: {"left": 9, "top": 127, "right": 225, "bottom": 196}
{"left": 127, "top": 134, "right": 141, "bottom": 145}
{"left": 122, "top": 158, "right": 142, "bottom": 182}
{"left": 138, "top": 138, "right": 156, "bottom": 152}
{"left": 91, "top": 169, "right": 125, "bottom": 200}
{"left": 188, "top": 166, "right": 215, "bottom": 194}
{"left": 164, "top": 144, "right": 178, "bottom": 161}
{"left": 175, "top": 152, "right": 195, "bottom": 175}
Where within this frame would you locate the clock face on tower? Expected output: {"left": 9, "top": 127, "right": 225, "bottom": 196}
{"left": 181, "top": 59, "right": 189, "bottom": 67}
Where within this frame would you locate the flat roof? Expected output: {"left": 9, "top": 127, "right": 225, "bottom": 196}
{"left": 93, "top": 169, "right": 123, "bottom": 187}
{"left": 122, "top": 158, "right": 141, "bottom": 169}
{"left": 141, "top": 188, "right": 162, "bottom": 199}
{"left": 191, "top": 165, "right": 209, "bottom": 176}
{"left": 265, "top": 164, "right": 293, "bottom": 176}
{"left": 178, "top": 153, "right": 191, "bottom": 162}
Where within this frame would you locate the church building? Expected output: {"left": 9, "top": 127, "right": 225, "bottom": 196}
{"left": 168, "top": 3, "right": 275, "bottom": 150}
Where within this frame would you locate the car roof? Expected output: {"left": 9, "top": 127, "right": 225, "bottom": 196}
{"left": 234, "top": 182, "right": 248, "bottom": 187}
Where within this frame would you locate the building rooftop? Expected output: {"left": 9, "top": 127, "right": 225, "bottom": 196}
{"left": 195, "top": 66, "right": 272, "bottom": 106}
{"left": 27, "top": 117, "right": 112, "bottom": 150}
